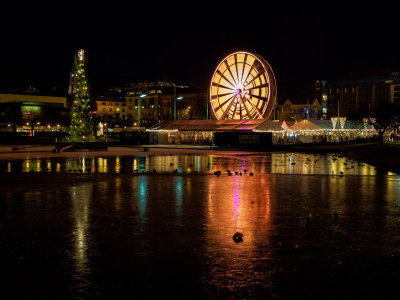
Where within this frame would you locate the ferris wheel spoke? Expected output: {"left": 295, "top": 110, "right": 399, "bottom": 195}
{"left": 220, "top": 95, "right": 238, "bottom": 119}
{"left": 240, "top": 94, "right": 252, "bottom": 118}
{"left": 240, "top": 54, "right": 248, "bottom": 85}
{"left": 211, "top": 91, "right": 235, "bottom": 100}
{"left": 234, "top": 54, "right": 241, "bottom": 86}
{"left": 242, "top": 60, "right": 259, "bottom": 87}
{"left": 249, "top": 94, "right": 269, "bottom": 103}
{"left": 243, "top": 95, "right": 264, "bottom": 118}
{"left": 244, "top": 71, "right": 265, "bottom": 88}
{"left": 216, "top": 70, "right": 236, "bottom": 90}
{"left": 230, "top": 100, "right": 240, "bottom": 118}
{"left": 223, "top": 61, "right": 238, "bottom": 87}
{"left": 245, "top": 82, "right": 270, "bottom": 91}
{"left": 212, "top": 82, "right": 235, "bottom": 91}
{"left": 214, "top": 94, "right": 237, "bottom": 112}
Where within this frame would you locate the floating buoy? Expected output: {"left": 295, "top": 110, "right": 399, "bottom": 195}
{"left": 233, "top": 232, "right": 243, "bottom": 243}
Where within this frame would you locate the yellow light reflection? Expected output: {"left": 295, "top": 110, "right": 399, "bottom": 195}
{"left": 70, "top": 184, "right": 91, "bottom": 277}
{"left": 114, "top": 177, "right": 122, "bottom": 210}
{"left": 115, "top": 157, "right": 121, "bottom": 173}
{"left": 36, "top": 160, "right": 41, "bottom": 172}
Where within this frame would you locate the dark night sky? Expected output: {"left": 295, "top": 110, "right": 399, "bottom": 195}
{"left": 1, "top": 1, "right": 399, "bottom": 97}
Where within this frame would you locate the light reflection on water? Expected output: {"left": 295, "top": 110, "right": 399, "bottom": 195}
{"left": 1, "top": 164, "right": 400, "bottom": 298}
{"left": 0, "top": 152, "right": 392, "bottom": 175}
{"left": 205, "top": 174, "right": 273, "bottom": 290}
{"left": 70, "top": 185, "right": 91, "bottom": 279}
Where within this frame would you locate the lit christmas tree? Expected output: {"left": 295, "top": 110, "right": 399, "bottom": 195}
{"left": 68, "top": 49, "right": 96, "bottom": 141}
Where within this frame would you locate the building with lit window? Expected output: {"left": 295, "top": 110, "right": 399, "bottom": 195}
{"left": 124, "top": 81, "right": 208, "bottom": 128}
{"left": 315, "top": 80, "right": 328, "bottom": 119}
{"left": 0, "top": 93, "right": 69, "bottom": 134}
{"left": 276, "top": 98, "right": 322, "bottom": 121}
{"left": 93, "top": 89, "right": 126, "bottom": 126}
{"left": 326, "top": 71, "right": 400, "bottom": 119}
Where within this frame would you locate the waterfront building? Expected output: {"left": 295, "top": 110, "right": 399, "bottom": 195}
{"left": 315, "top": 80, "right": 328, "bottom": 119}
{"left": 0, "top": 92, "right": 69, "bottom": 134}
{"left": 93, "top": 89, "right": 126, "bottom": 127}
{"left": 326, "top": 71, "right": 400, "bottom": 119}
{"left": 124, "top": 81, "right": 208, "bottom": 128}
{"left": 276, "top": 98, "right": 322, "bottom": 121}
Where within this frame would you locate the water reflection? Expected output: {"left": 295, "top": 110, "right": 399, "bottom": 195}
{"left": 70, "top": 184, "right": 91, "bottom": 279}
{"left": 176, "top": 176, "right": 183, "bottom": 216}
{"left": 138, "top": 176, "right": 147, "bottom": 218}
{"left": 1, "top": 169, "right": 400, "bottom": 298}
{"left": 0, "top": 152, "right": 391, "bottom": 175}
{"left": 205, "top": 174, "right": 273, "bottom": 291}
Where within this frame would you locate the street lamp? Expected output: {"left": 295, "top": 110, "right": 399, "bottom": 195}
{"left": 138, "top": 91, "right": 147, "bottom": 129}
{"left": 174, "top": 96, "right": 183, "bottom": 120}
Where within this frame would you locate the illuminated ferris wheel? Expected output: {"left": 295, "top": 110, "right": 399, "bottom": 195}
{"left": 209, "top": 51, "right": 277, "bottom": 120}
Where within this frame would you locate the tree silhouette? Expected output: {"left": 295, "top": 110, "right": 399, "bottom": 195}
{"left": 368, "top": 102, "right": 400, "bottom": 143}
